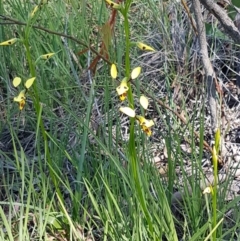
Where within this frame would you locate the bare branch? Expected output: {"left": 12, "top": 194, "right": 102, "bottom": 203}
{"left": 199, "top": 0, "right": 240, "bottom": 43}
{"left": 181, "top": 0, "right": 198, "bottom": 34}
{"left": 192, "top": 0, "right": 218, "bottom": 132}
{"left": 0, "top": 14, "right": 112, "bottom": 65}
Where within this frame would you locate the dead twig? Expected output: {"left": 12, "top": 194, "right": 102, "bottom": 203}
{"left": 199, "top": 0, "right": 240, "bottom": 43}
{"left": 181, "top": 0, "right": 198, "bottom": 34}
{"left": 0, "top": 14, "right": 111, "bottom": 65}
{"left": 192, "top": 0, "right": 218, "bottom": 134}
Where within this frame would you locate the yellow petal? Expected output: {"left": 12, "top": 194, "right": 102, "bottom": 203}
{"left": 137, "top": 42, "right": 156, "bottom": 51}
{"left": 13, "top": 77, "right": 22, "bottom": 87}
{"left": 203, "top": 186, "right": 213, "bottom": 195}
{"left": 30, "top": 5, "right": 39, "bottom": 17}
{"left": 40, "top": 53, "right": 55, "bottom": 59}
{"left": 144, "top": 119, "right": 154, "bottom": 128}
{"left": 25, "top": 77, "right": 36, "bottom": 89}
{"left": 119, "top": 107, "right": 136, "bottom": 118}
{"left": 116, "top": 78, "right": 129, "bottom": 96}
{"left": 105, "top": 0, "right": 121, "bottom": 9}
{"left": 14, "top": 90, "right": 26, "bottom": 102}
{"left": 111, "top": 64, "right": 118, "bottom": 79}
{"left": 140, "top": 95, "right": 149, "bottom": 110}
{"left": 136, "top": 116, "right": 154, "bottom": 128}
{"left": 131, "top": 67, "right": 141, "bottom": 80}
{"left": 0, "top": 38, "right": 18, "bottom": 46}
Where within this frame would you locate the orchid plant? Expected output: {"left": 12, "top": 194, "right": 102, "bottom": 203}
{"left": 106, "top": 0, "right": 155, "bottom": 137}
{"left": 0, "top": 0, "right": 63, "bottom": 204}
{"left": 0, "top": 39, "right": 55, "bottom": 111}
{"left": 105, "top": 0, "right": 159, "bottom": 235}
{"left": 110, "top": 62, "right": 154, "bottom": 136}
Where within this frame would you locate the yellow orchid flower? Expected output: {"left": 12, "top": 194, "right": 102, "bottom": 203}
{"left": 131, "top": 67, "right": 141, "bottom": 80}
{"left": 136, "top": 115, "right": 154, "bottom": 136}
{"left": 116, "top": 77, "right": 129, "bottom": 101}
{"left": 40, "top": 52, "right": 55, "bottom": 60}
{"left": 105, "top": 0, "right": 121, "bottom": 9}
{"left": 12, "top": 76, "right": 35, "bottom": 110}
{"left": 136, "top": 116, "right": 154, "bottom": 127}
{"left": 14, "top": 90, "right": 26, "bottom": 111}
{"left": 14, "top": 89, "right": 26, "bottom": 102}
{"left": 19, "top": 99, "right": 26, "bottom": 110}
{"left": 203, "top": 186, "right": 213, "bottom": 195}
{"left": 111, "top": 63, "right": 118, "bottom": 79}
{"left": 0, "top": 38, "right": 18, "bottom": 46}
{"left": 141, "top": 125, "right": 152, "bottom": 136}
{"left": 118, "top": 97, "right": 154, "bottom": 136}
{"left": 137, "top": 42, "right": 156, "bottom": 52}
{"left": 30, "top": 5, "right": 39, "bottom": 18}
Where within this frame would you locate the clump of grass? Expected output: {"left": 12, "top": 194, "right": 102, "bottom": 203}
{"left": 1, "top": 0, "right": 240, "bottom": 240}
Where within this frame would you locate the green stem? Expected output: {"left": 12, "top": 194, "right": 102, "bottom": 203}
{"left": 122, "top": 3, "right": 153, "bottom": 233}
{"left": 212, "top": 152, "right": 218, "bottom": 241}
{"left": 124, "top": 14, "right": 130, "bottom": 77}
{"left": 123, "top": 13, "right": 134, "bottom": 108}
{"left": 24, "top": 41, "right": 35, "bottom": 76}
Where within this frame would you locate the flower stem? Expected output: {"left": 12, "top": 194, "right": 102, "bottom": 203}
{"left": 122, "top": 2, "right": 153, "bottom": 233}
{"left": 212, "top": 146, "right": 218, "bottom": 240}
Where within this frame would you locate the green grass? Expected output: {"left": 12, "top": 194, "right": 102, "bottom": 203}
{"left": 1, "top": 0, "right": 240, "bottom": 240}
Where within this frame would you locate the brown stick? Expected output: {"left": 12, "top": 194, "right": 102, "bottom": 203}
{"left": 181, "top": 0, "right": 198, "bottom": 34}
{"left": 192, "top": 0, "right": 218, "bottom": 133}
{"left": 0, "top": 15, "right": 111, "bottom": 65}
{"left": 199, "top": 0, "right": 240, "bottom": 43}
